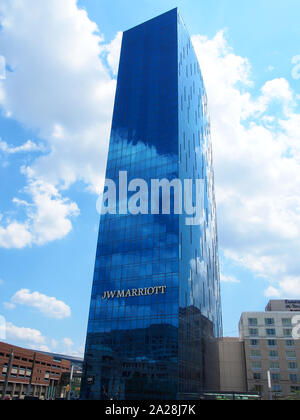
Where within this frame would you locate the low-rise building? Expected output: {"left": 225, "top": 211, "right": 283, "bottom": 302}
{"left": 0, "top": 341, "right": 71, "bottom": 400}
{"left": 265, "top": 300, "right": 300, "bottom": 312}
{"left": 219, "top": 337, "right": 247, "bottom": 393}
{"left": 239, "top": 308, "right": 300, "bottom": 399}
{"left": 219, "top": 301, "right": 300, "bottom": 400}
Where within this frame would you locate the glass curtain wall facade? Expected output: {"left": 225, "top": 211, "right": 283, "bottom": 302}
{"left": 81, "top": 8, "right": 222, "bottom": 400}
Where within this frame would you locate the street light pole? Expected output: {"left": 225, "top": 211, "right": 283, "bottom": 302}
{"left": 26, "top": 352, "right": 36, "bottom": 398}
{"left": 267, "top": 370, "right": 273, "bottom": 401}
{"left": 1, "top": 348, "right": 14, "bottom": 400}
{"left": 67, "top": 365, "right": 74, "bottom": 400}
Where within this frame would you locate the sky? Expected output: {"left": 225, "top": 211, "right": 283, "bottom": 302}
{"left": 0, "top": 0, "right": 299, "bottom": 356}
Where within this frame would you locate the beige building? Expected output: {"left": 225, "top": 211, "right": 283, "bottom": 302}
{"left": 219, "top": 300, "right": 300, "bottom": 400}
{"left": 239, "top": 309, "right": 300, "bottom": 399}
{"left": 219, "top": 338, "right": 247, "bottom": 393}
{"left": 265, "top": 300, "right": 300, "bottom": 312}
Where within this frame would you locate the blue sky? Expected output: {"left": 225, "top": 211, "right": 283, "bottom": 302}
{"left": 0, "top": 0, "right": 299, "bottom": 355}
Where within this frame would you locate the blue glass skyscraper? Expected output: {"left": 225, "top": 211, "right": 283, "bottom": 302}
{"left": 81, "top": 8, "right": 222, "bottom": 400}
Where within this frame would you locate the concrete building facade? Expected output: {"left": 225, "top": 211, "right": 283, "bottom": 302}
{"left": 239, "top": 309, "right": 300, "bottom": 399}
{"left": 218, "top": 301, "right": 300, "bottom": 400}
{"left": 219, "top": 338, "right": 247, "bottom": 394}
{"left": 265, "top": 300, "right": 300, "bottom": 312}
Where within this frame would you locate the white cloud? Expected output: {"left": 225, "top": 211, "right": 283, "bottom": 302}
{"left": 24, "top": 179, "right": 79, "bottom": 246}
{"left": 265, "top": 286, "right": 281, "bottom": 298}
{"left": 0, "top": 55, "right": 5, "bottom": 80}
{"left": 35, "top": 345, "right": 52, "bottom": 352}
{"left": 63, "top": 337, "right": 74, "bottom": 348}
{"left": 68, "top": 346, "right": 84, "bottom": 358}
{"left": 0, "top": 221, "right": 33, "bottom": 249}
{"left": 0, "top": 0, "right": 119, "bottom": 248}
{"left": 265, "top": 277, "right": 300, "bottom": 299}
{"left": 292, "top": 55, "right": 300, "bottom": 80}
{"left": 100, "top": 31, "right": 122, "bottom": 76}
{"left": 61, "top": 338, "right": 84, "bottom": 358}
{"left": 261, "top": 77, "right": 294, "bottom": 103}
{"left": 3, "top": 302, "right": 16, "bottom": 310}
{"left": 192, "top": 31, "right": 300, "bottom": 298}
{"left": 259, "top": 78, "right": 295, "bottom": 114}
{"left": 0, "top": 315, "right": 6, "bottom": 340}
{"left": 0, "top": 178, "right": 79, "bottom": 249}
{"left": 220, "top": 274, "right": 240, "bottom": 284}
{"left": 2, "top": 319, "right": 81, "bottom": 355}
{"left": 0, "top": 0, "right": 117, "bottom": 192}
{"left": 9, "top": 289, "right": 71, "bottom": 319}
{"left": 5, "top": 322, "right": 47, "bottom": 345}
{"left": 50, "top": 339, "right": 59, "bottom": 349}
{"left": 0, "top": 139, "right": 44, "bottom": 154}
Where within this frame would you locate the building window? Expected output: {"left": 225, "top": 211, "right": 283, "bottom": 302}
{"left": 267, "top": 340, "right": 277, "bottom": 347}
{"left": 286, "top": 340, "right": 295, "bottom": 348}
{"left": 266, "top": 329, "right": 276, "bottom": 336}
{"left": 286, "top": 351, "right": 297, "bottom": 360}
{"left": 251, "top": 350, "right": 261, "bottom": 359}
{"left": 254, "top": 385, "right": 263, "bottom": 393}
{"left": 291, "top": 386, "right": 300, "bottom": 394}
{"left": 249, "top": 328, "right": 259, "bottom": 337}
{"left": 282, "top": 318, "right": 292, "bottom": 327}
{"left": 270, "top": 362, "right": 280, "bottom": 371}
{"left": 19, "top": 367, "right": 26, "bottom": 378}
{"left": 272, "top": 385, "right": 282, "bottom": 393}
{"left": 248, "top": 318, "right": 258, "bottom": 327}
{"left": 271, "top": 374, "right": 281, "bottom": 383}
{"left": 11, "top": 365, "right": 18, "bottom": 375}
{"left": 251, "top": 361, "right": 262, "bottom": 371}
{"left": 269, "top": 350, "right": 279, "bottom": 359}
{"left": 283, "top": 329, "right": 293, "bottom": 338}
{"left": 250, "top": 339, "right": 260, "bottom": 347}
{"left": 253, "top": 373, "right": 262, "bottom": 381}
{"left": 288, "top": 362, "right": 298, "bottom": 371}
{"left": 1, "top": 364, "right": 8, "bottom": 376}
{"left": 289, "top": 374, "right": 299, "bottom": 383}
{"left": 265, "top": 318, "right": 275, "bottom": 326}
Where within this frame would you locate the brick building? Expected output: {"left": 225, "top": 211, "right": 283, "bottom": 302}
{"left": 0, "top": 341, "right": 71, "bottom": 400}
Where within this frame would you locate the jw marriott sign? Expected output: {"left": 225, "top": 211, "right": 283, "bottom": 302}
{"left": 101, "top": 286, "right": 167, "bottom": 300}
